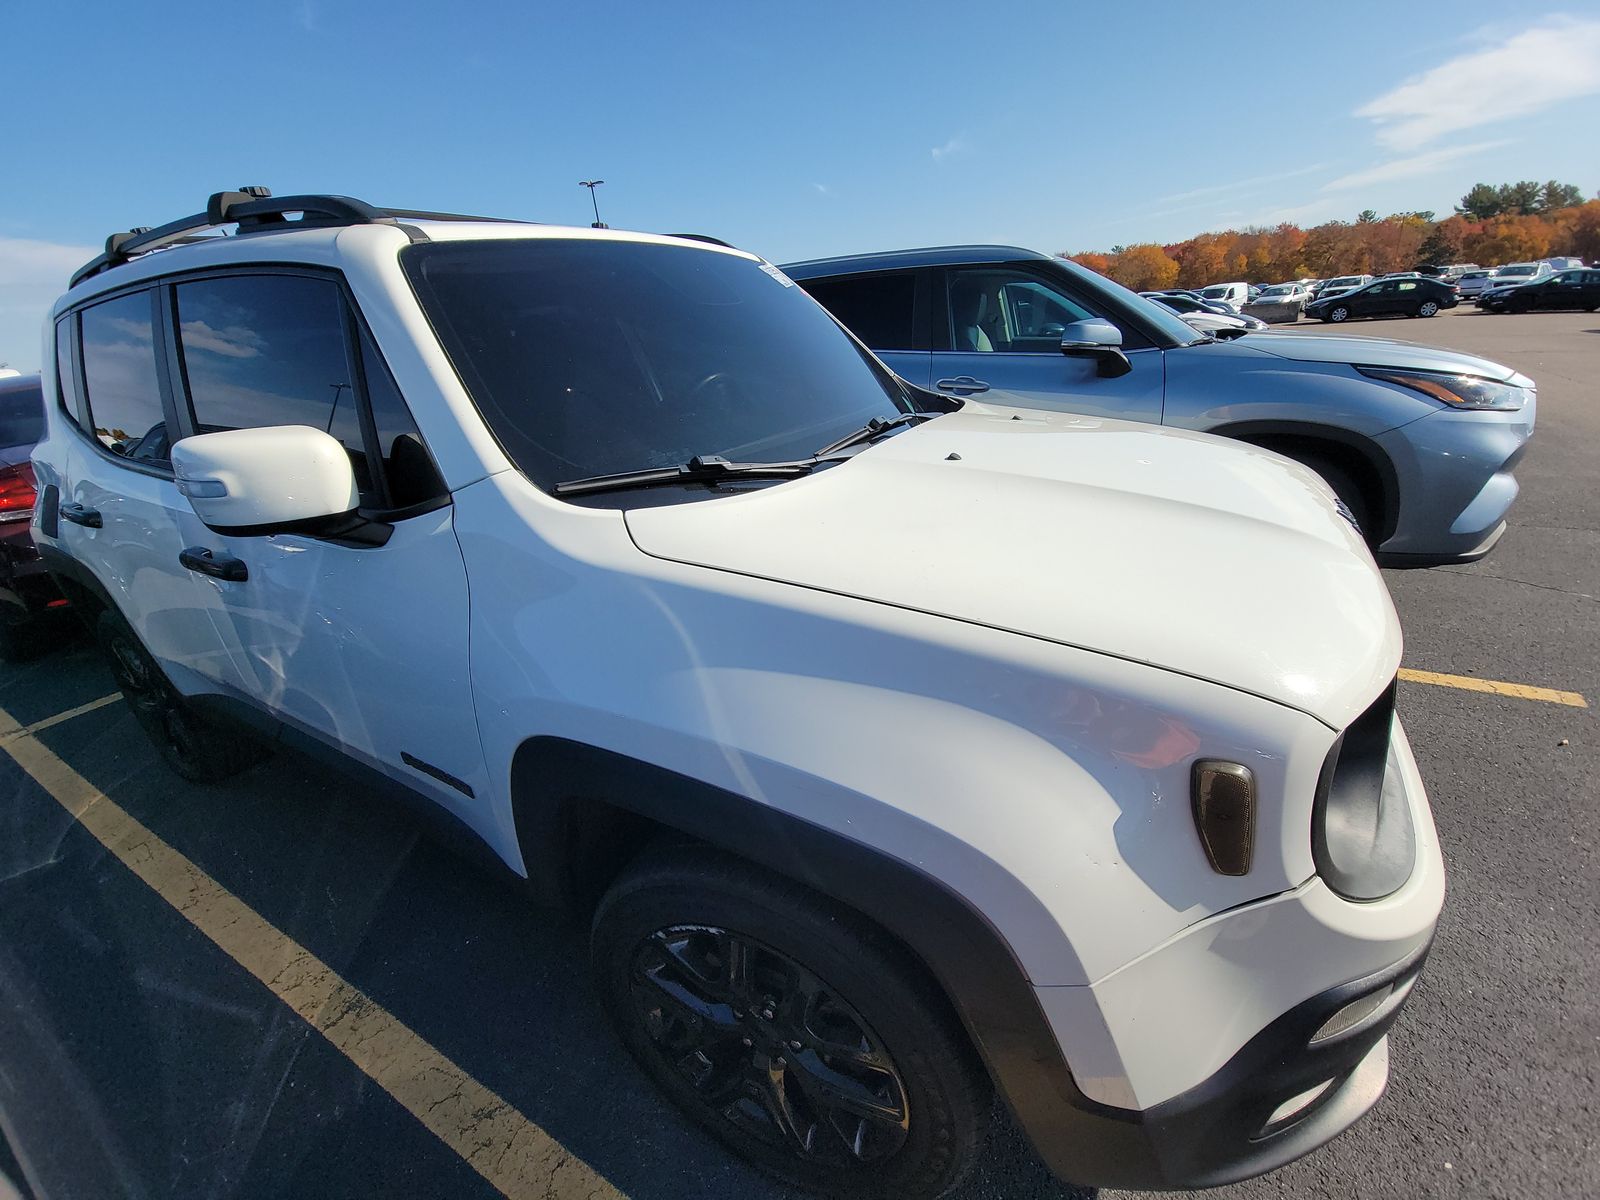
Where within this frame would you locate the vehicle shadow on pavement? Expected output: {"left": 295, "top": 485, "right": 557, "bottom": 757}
{"left": 0, "top": 643, "right": 1094, "bottom": 1200}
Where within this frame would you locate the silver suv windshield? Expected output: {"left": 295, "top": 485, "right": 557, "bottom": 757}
{"left": 403, "top": 238, "right": 909, "bottom": 492}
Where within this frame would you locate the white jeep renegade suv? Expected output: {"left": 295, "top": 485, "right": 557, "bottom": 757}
{"left": 33, "top": 190, "right": 1443, "bottom": 1198}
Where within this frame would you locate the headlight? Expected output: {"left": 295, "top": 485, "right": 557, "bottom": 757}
{"left": 1355, "top": 365, "right": 1525, "bottom": 411}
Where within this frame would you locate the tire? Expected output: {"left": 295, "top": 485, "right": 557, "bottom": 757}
{"left": 0, "top": 614, "right": 39, "bottom": 664}
{"left": 1417, "top": 300, "right": 1440, "bottom": 317}
{"left": 1300, "top": 457, "right": 1373, "bottom": 545}
{"left": 592, "top": 846, "right": 992, "bottom": 1199}
{"left": 1328, "top": 305, "right": 1350, "bottom": 323}
{"left": 95, "top": 608, "right": 271, "bottom": 783}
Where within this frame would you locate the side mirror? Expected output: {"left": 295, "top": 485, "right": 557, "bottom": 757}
{"left": 172, "top": 425, "right": 359, "bottom": 535}
{"left": 1060, "top": 319, "right": 1132, "bottom": 378}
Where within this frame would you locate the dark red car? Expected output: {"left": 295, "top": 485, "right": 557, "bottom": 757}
{"left": 0, "top": 373, "right": 69, "bottom": 658}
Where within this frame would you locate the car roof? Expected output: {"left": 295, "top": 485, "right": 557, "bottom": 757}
{"left": 58, "top": 189, "right": 756, "bottom": 310}
{"left": 779, "top": 245, "right": 1053, "bottom": 277}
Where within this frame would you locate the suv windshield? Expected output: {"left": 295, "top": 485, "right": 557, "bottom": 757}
{"left": 403, "top": 239, "right": 908, "bottom": 491}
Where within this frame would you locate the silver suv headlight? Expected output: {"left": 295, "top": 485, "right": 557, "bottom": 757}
{"left": 1357, "top": 365, "right": 1524, "bottom": 411}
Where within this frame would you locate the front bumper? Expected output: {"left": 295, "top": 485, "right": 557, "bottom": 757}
{"left": 1372, "top": 390, "right": 1535, "bottom": 563}
{"left": 1009, "top": 718, "right": 1442, "bottom": 1189}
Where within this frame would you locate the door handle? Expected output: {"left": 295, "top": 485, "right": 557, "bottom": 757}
{"left": 935, "top": 376, "right": 991, "bottom": 395}
{"left": 179, "top": 546, "right": 248, "bottom": 582}
{"left": 61, "top": 503, "right": 103, "bottom": 528}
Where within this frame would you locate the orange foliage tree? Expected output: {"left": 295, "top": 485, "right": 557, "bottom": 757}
{"left": 1066, "top": 203, "right": 1594, "bottom": 287}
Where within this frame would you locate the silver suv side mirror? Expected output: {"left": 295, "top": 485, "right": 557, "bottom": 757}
{"left": 1059, "top": 319, "right": 1132, "bottom": 378}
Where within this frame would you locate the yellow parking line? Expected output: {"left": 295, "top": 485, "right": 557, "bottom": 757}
{"left": 1398, "top": 668, "right": 1588, "bottom": 708}
{"left": 0, "top": 692, "right": 123, "bottom": 742}
{"left": 0, "top": 699, "right": 625, "bottom": 1200}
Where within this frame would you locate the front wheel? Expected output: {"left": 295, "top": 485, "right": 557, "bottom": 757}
{"left": 1417, "top": 300, "right": 1440, "bottom": 317}
{"left": 1300, "top": 457, "right": 1374, "bottom": 547}
{"left": 593, "top": 846, "right": 992, "bottom": 1199}
{"left": 1328, "top": 305, "right": 1350, "bottom": 323}
{"left": 96, "top": 609, "right": 271, "bottom": 783}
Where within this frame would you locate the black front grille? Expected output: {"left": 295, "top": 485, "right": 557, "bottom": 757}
{"left": 1312, "top": 680, "right": 1416, "bottom": 901}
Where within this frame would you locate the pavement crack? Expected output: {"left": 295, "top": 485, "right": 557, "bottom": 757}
{"left": 1432, "top": 568, "right": 1597, "bottom": 603}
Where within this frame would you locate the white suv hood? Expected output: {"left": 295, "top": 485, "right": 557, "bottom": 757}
{"left": 625, "top": 404, "right": 1400, "bottom": 727}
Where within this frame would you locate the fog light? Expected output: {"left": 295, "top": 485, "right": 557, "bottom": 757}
{"left": 1191, "top": 760, "right": 1255, "bottom": 875}
{"left": 1311, "top": 985, "right": 1393, "bottom": 1043}
{"left": 1264, "top": 1078, "right": 1335, "bottom": 1129}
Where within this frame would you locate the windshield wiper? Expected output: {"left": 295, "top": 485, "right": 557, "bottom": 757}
{"left": 554, "top": 454, "right": 832, "bottom": 498}
{"left": 813, "top": 411, "right": 938, "bottom": 456}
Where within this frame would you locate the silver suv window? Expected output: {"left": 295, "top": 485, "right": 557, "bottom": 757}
{"left": 78, "top": 290, "right": 170, "bottom": 466}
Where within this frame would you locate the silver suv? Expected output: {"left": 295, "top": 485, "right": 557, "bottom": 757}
{"left": 785, "top": 246, "right": 1536, "bottom": 566}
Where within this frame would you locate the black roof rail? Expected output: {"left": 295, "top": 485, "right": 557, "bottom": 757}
{"left": 69, "top": 188, "right": 528, "bottom": 288}
{"left": 669, "top": 233, "right": 738, "bottom": 249}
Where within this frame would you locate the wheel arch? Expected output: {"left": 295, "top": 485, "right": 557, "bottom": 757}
{"left": 507, "top": 734, "right": 1152, "bottom": 1180}
{"left": 1210, "top": 420, "right": 1402, "bottom": 546}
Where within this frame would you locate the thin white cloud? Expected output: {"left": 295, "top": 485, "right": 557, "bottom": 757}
{"left": 931, "top": 136, "right": 968, "bottom": 163}
{"left": 1321, "top": 140, "right": 1505, "bottom": 192}
{"left": 0, "top": 235, "right": 97, "bottom": 371}
{"left": 179, "top": 319, "right": 264, "bottom": 359}
{"left": 811, "top": 182, "right": 833, "bottom": 197}
{"left": 1146, "top": 163, "right": 1330, "bottom": 210}
{"left": 0, "top": 235, "right": 96, "bottom": 285}
{"left": 297, "top": 0, "right": 318, "bottom": 31}
{"left": 1356, "top": 16, "right": 1600, "bottom": 150}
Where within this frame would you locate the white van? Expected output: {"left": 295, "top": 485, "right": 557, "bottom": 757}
{"left": 1198, "top": 281, "right": 1249, "bottom": 310}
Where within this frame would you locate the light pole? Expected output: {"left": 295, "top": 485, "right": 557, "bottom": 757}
{"left": 579, "top": 179, "right": 607, "bottom": 228}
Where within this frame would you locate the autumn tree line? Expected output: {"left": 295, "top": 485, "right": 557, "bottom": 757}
{"left": 1067, "top": 180, "right": 1600, "bottom": 293}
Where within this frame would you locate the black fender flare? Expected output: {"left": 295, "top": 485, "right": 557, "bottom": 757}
{"left": 508, "top": 735, "right": 1155, "bottom": 1183}
{"left": 1207, "top": 419, "right": 1403, "bottom": 546}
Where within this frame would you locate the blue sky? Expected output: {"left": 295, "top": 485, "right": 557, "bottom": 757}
{"left": 4, "top": 1, "right": 1599, "bottom": 369}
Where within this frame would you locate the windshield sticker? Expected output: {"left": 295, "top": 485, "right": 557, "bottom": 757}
{"left": 758, "top": 262, "right": 795, "bottom": 287}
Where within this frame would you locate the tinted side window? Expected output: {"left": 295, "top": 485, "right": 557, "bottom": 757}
{"left": 79, "top": 290, "right": 170, "bottom": 466}
{"left": 174, "top": 275, "right": 376, "bottom": 500}
{"left": 55, "top": 317, "right": 81, "bottom": 430}
{"left": 357, "top": 324, "right": 445, "bottom": 508}
{"left": 800, "top": 274, "right": 918, "bottom": 350}
{"left": 946, "top": 269, "right": 1095, "bottom": 353}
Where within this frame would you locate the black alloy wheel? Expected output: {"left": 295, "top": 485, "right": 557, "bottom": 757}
{"left": 593, "top": 847, "right": 992, "bottom": 1199}
{"left": 96, "top": 609, "right": 269, "bottom": 782}
{"left": 629, "top": 925, "right": 911, "bottom": 1163}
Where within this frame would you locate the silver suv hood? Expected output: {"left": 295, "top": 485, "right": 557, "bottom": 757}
{"left": 625, "top": 405, "right": 1400, "bottom": 727}
{"left": 1237, "top": 332, "right": 1525, "bottom": 383}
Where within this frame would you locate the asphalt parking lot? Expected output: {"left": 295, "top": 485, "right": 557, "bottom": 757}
{"left": 0, "top": 305, "right": 1594, "bottom": 1200}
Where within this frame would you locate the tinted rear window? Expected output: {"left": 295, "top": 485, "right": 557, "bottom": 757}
{"left": 800, "top": 273, "right": 918, "bottom": 350}
{"left": 0, "top": 383, "right": 44, "bottom": 448}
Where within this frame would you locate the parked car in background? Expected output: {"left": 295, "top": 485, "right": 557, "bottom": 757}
{"left": 1543, "top": 256, "right": 1585, "bottom": 272}
{"left": 1455, "top": 269, "right": 1498, "bottom": 298}
{"left": 785, "top": 244, "right": 1534, "bottom": 565}
{"left": 1142, "top": 292, "right": 1269, "bottom": 330}
{"left": 1312, "top": 274, "right": 1372, "bottom": 299}
{"left": 1198, "top": 281, "right": 1250, "bottom": 309}
{"left": 36, "top": 189, "right": 1447, "bottom": 1199}
{"left": 0, "top": 373, "right": 69, "bottom": 659}
{"left": 1303, "top": 276, "right": 1457, "bottom": 323}
{"left": 1144, "top": 290, "right": 1247, "bottom": 319}
{"left": 1146, "top": 298, "right": 1258, "bottom": 336}
{"left": 1489, "top": 261, "right": 1553, "bottom": 287}
{"left": 1478, "top": 268, "right": 1600, "bottom": 313}
{"left": 1243, "top": 283, "right": 1311, "bottom": 324}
